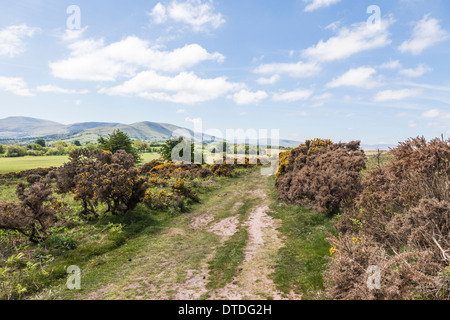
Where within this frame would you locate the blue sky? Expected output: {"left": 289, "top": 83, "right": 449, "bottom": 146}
{"left": 0, "top": 0, "right": 449, "bottom": 144}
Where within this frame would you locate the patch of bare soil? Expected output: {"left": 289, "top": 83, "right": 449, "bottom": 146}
{"left": 208, "top": 216, "right": 240, "bottom": 238}
{"left": 172, "top": 268, "right": 210, "bottom": 300}
{"left": 190, "top": 211, "right": 214, "bottom": 229}
{"left": 208, "top": 194, "right": 301, "bottom": 300}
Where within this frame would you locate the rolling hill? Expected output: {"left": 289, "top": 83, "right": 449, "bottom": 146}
{"left": 0, "top": 117, "right": 394, "bottom": 150}
{"left": 0, "top": 117, "right": 194, "bottom": 144}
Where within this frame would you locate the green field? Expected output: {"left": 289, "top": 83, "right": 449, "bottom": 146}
{"left": 0, "top": 153, "right": 161, "bottom": 174}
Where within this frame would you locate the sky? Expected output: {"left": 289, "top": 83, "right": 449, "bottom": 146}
{"left": 0, "top": 0, "right": 449, "bottom": 145}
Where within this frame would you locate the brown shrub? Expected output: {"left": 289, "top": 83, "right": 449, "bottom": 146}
{"left": 327, "top": 137, "right": 450, "bottom": 300}
{"left": 0, "top": 177, "right": 56, "bottom": 243}
{"left": 276, "top": 139, "right": 366, "bottom": 214}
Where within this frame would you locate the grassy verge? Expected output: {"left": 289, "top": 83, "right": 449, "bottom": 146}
{"left": 267, "top": 176, "right": 336, "bottom": 300}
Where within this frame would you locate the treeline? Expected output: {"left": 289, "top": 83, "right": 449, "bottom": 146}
{"left": 0, "top": 136, "right": 163, "bottom": 158}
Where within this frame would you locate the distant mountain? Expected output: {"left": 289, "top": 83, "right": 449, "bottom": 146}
{"left": 0, "top": 117, "right": 67, "bottom": 138}
{"left": 0, "top": 117, "right": 195, "bottom": 144}
{"left": 0, "top": 117, "right": 397, "bottom": 149}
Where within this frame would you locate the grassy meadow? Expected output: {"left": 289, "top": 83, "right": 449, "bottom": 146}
{"left": 0, "top": 153, "right": 161, "bottom": 174}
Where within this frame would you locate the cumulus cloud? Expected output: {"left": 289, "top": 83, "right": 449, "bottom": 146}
{"left": 99, "top": 71, "right": 242, "bottom": 104}
{"left": 327, "top": 67, "right": 381, "bottom": 89}
{"left": 421, "top": 109, "right": 450, "bottom": 119}
{"left": 378, "top": 60, "right": 402, "bottom": 70}
{"left": 302, "top": 18, "right": 393, "bottom": 63}
{"left": 254, "top": 61, "right": 321, "bottom": 78}
{"left": 304, "top": 0, "right": 341, "bottom": 12}
{"left": 36, "top": 85, "right": 89, "bottom": 94}
{"left": 149, "top": 0, "right": 225, "bottom": 32}
{"left": 272, "top": 89, "right": 314, "bottom": 102}
{"left": 256, "top": 75, "right": 280, "bottom": 85}
{"left": 399, "top": 15, "right": 449, "bottom": 55}
{"left": 374, "top": 88, "right": 423, "bottom": 102}
{"left": 0, "top": 24, "right": 39, "bottom": 57}
{"left": 0, "top": 76, "right": 34, "bottom": 96}
{"left": 399, "top": 64, "right": 432, "bottom": 78}
{"left": 60, "top": 27, "right": 88, "bottom": 42}
{"left": 231, "top": 89, "right": 268, "bottom": 105}
{"left": 49, "top": 36, "right": 225, "bottom": 81}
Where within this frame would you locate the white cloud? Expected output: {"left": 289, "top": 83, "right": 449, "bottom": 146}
{"left": 36, "top": 85, "right": 89, "bottom": 94}
{"left": 150, "top": 3, "right": 168, "bottom": 24}
{"left": 176, "top": 108, "right": 187, "bottom": 114}
{"left": 254, "top": 61, "right": 321, "bottom": 78}
{"left": 272, "top": 89, "right": 314, "bottom": 102}
{"left": 0, "top": 25, "right": 39, "bottom": 57}
{"left": 61, "top": 27, "right": 88, "bottom": 42}
{"left": 231, "top": 89, "right": 268, "bottom": 105}
{"left": 99, "top": 71, "right": 242, "bottom": 104}
{"left": 325, "top": 21, "right": 341, "bottom": 31}
{"left": 302, "top": 19, "right": 393, "bottom": 63}
{"left": 327, "top": 67, "right": 381, "bottom": 89}
{"left": 256, "top": 75, "right": 280, "bottom": 85}
{"left": 399, "top": 64, "right": 432, "bottom": 78}
{"left": 185, "top": 117, "right": 202, "bottom": 124}
{"left": 422, "top": 109, "right": 450, "bottom": 119}
{"left": 374, "top": 88, "right": 423, "bottom": 102}
{"left": 50, "top": 36, "right": 225, "bottom": 81}
{"left": 399, "top": 15, "right": 449, "bottom": 55}
{"left": 0, "top": 76, "right": 34, "bottom": 96}
{"left": 304, "top": 0, "right": 341, "bottom": 12}
{"left": 408, "top": 120, "right": 417, "bottom": 128}
{"left": 312, "top": 93, "right": 333, "bottom": 100}
{"left": 379, "top": 60, "right": 402, "bottom": 69}
{"left": 149, "top": 0, "right": 225, "bottom": 32}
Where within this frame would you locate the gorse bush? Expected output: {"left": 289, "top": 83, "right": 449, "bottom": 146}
{"left": 56, "top": 149, "right": 148, "bottom": 216}
{"left": 326, "top": 137, "right": 450, "bottom": 300}
{"left": 276, "top": 139, "right": 366, "bottom": 214}
{"left": 0, "top": 176, "right": 56, "bottom": 243}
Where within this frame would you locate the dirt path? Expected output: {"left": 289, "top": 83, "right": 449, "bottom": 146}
{"left": 55, "top": 170, "right": 300, "bottom": 300}
{"left": 207, "top": 187, "right": 300, "bottom": 300}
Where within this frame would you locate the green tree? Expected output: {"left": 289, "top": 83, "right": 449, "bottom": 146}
{"left": 161, "top": 137, "right": 197, "bottom": 163}
{"left": 133, "top": 140, "right": 149, "bottom": 153}
{"left": 73, "top": 140, "right": 82, "bottom": 147}
{"left": 35, "top": 139, "right": 46, "bottom": 148}
{"left": 85, "top": 142, "right": 97, "bottom": 152}
{"left": 54, "top": 140, "right": 68, "bottom": 154}
{"left": 97, "top": 129, "right": 141, "bottom": 163}
{"left": 6, "top": 145, "right": 27, "bottom": 157}
{"left": 0, "top": 144, "right": 4, "bottom": 154}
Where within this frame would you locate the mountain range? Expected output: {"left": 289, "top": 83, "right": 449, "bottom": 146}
{"left": 0, "top": 116, "right": 394, "bottom": 150}
{"left": 0, "top": 116, "right": 192, "bottom": 144}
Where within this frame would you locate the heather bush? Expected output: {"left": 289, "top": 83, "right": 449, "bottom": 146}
{"left": 276, "top": 139, "right": 366, "bottom": 214}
